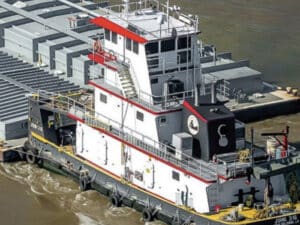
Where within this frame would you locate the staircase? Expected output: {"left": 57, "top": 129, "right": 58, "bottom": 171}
{"left": 118, "top": 66, "right": 137, "bottom": 99}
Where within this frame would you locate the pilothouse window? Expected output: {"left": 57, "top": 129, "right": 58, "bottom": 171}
{"left": 126, "top": 38, "right": 132, "bottom": 51}
{"left": 133, "top": 41, "right": 139, "bottom": 54}
{"left": 161, "top": 38, "right": 175, "bottom": 52}
{"left": 145, "top": 42, "right": 159, "bottom": 54}
{"left": 104, "top": 29, "right": 110, "bottom": 41}
{"left": 178, "top": 36, "right": 191, "bottom": 49}
{"left": 111, "top": 31, "right": 117, "bottom": 44}
{"left": 177, "top": 51, "right": 191, "bottom": 64}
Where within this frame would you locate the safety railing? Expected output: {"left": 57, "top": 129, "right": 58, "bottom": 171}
{"left": 33, "top": 90, "right": 256, "bottom": 181}
{"left": 32, "top": 90, "right": 227, "bottom": 181}
{"left": 102, "top": 0, "right": 198, "bottom": 38}
{"left": 88, "top": 48, "right": 141, "bottom": 98}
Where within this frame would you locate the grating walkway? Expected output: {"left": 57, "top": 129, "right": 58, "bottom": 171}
{"left": 0, "top": 51, "right": 80, "bottom": 122}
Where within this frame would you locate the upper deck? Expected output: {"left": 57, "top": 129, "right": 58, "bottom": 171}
{"left": 101, "top": 0, "right": 199, "bottom": 41}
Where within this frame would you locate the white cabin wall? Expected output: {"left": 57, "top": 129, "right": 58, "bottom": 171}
{"left": 76, "top": 122, "right": 124, "bottom": 175}
{"left": 94, "top": 88, "right": 122, "bottom": 126}
{"left": 76, "top": 120, "right": 210, "bottom": 212}
{"left": 156, "top": 111, "right": 182, "bottom": 143}
{"left": 127, "top": 141, "right": 210, "bottom": 212}
{"left": 94, "top": 88, "right": 159, "bottom": 142}
{"left": 104, "top": 69, "right": 120, "bottom": 88}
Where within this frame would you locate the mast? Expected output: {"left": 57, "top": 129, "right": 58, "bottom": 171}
{"left": 123, "top": 0, "right": 129, "bottom": 16}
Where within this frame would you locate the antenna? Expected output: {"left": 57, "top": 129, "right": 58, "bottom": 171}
{"left": 123, "top": 0, "right": 129, "bottom": 15}
{"left": 167, "top": 0, "right": 170, "bottom": 32}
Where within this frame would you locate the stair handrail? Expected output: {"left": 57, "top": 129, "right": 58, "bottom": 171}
{"left": 89, "top": 47, "right": 141, "bottom": 99}
{"left": 122, "top": 57, "right": 141, "bottom": 98}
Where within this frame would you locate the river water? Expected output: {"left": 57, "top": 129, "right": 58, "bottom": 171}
{"left": 1, "top": 1, "right": 300, "bottom": 225}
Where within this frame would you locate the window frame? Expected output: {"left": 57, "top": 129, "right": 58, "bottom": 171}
{"left": 126, "top": 38, "right": 132, "bottom": 51}
{"left": 111, "top": 31, "right": 118, "bottom": 44}
{"left": 145, "top": 42, "right": 159, "bottom": 55}
{"left": 100, "top": 93, "right": 107, "bottom": 104}
{"left": 133, "top": 41, "right": 139, "bottom": 54}
{"left": 172, "top": 171, "right": 180, "bottom": 181}
{"left": 161, "top": 38, "right": 175, "bottom": 52}
{"left": 104, "top": 29, "right": 111, "bottom": 41}
{"left": 136, "top": 111, "right": 144, "bottom": 121}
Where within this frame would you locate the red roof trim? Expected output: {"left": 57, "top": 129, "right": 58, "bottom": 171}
{"left": 183, "top": 100, "right": 207, "bottom": 123}
{"left": 69, "top": 115, "right": 215, "bottom": 184}
{"left": 90, "top": 17, "right": 148, "bottom": 44}
{"left": 89, "top": 80, "right": 181, "bottom": 116}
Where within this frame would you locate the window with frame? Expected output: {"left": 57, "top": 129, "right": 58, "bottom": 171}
{"left": 151, "top": 78, "right": 158, "bottom": 84}
{"left": 177, "top": 36, "right": 191, "bottom": 49}
{"left": 133, "top": 41, "right": 139, "bottom": 54}
{"left": 100, "top": 93, "right": 107, "bottom": 103}
{"left": 104, "top": 29, "right": 111, "bottom": 41}
{"left": 161, "top": 38, "right": 175, "bottom": 52}
{"left": 111, "top": 32, "right": 117, "bottom": 44}
{"left": 145, "top": 42, "right": 159, "bottom": 54}
{"left": 172, "top": 171, "right": 180, "bottom": 181}
{"left": 136, "top": 111, "right": 144, "bottom": 121}
{"left": 159, "top": 116, "right": 167, "bottom": 124}
{"left": 177, "top": 51, "right": 191, "bottom": 64}
{"left": 126, "top": 38, "right": 132, "bottom": 51}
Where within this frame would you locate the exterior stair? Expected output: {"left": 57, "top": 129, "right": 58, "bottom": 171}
{"left": 118, "top": 66, "right": 137, "bottom": 99}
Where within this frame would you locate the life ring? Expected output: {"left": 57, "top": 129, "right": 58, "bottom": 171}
{"left": 110, "top": 194, "right": 122, "bottom": 207}
{"left": 26, "top": 149, "right": 37, "bottom": 164}
{"left": 142, "top": 208, "right": 153, "bottom": 222}
{"left": 79, "top": 176, "right": 90, "bottom": 191}
{"left": 23, "top": 140, "right": 31, "bottom": 151}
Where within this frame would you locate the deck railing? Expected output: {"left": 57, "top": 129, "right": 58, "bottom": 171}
{"left": 33, "top": 90, "right": 223, "bottom": 181}
{"left": 32, "top": 90, "right": 255, "bottom": 181}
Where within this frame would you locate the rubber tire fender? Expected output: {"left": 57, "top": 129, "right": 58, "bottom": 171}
{"left": 110, "top": 194, "right": 121, "bottom": 207}
{"left": 36, "top": 158, "right": 44, "bottom": 168}
{"left": 142, "top": 208, "right": 153, "bottom": 222}
{"left": 79, "top": 176, "right": 90, "bottom": 191}
{"left": 26, "top": 149, "right": 37, "bottom": 164}
{"left": 18, "top": 147, "right": 26, "bottom": 160}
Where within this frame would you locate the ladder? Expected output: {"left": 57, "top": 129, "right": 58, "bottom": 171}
{"left": 118, "top": 66, "right": 137, "bottom": 99}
